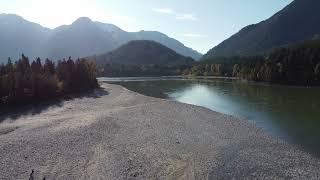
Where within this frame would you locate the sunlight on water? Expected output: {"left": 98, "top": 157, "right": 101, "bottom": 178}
{"left": 166, "top": 83, "right": 285, "bottom": 136}
{"left": 169, "top": 84, "right": 234, "bottom": 114}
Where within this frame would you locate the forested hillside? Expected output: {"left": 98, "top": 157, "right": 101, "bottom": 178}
{"left": 185, "top": 39, "right": 320, "bottom": 85}
{"left": 95, "top": 40, "right": 194, "bottom": 77}
{"left": 203, "top": 0, "right": 320, "bottom": 58}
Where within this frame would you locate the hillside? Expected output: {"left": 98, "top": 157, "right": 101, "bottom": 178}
{"left": 0, "top": 14, "right": 202, "bottom": 62}
{"left": 186, "top": 39, "right": 320, "bottom": 85}
{"left": 94, "top": 40, "right": 194, "bottom": 77}
{"left": 0, "top": 14, "right": 50, "bottom": 60}
{"left": 203, "top": 0, "right": 320, "bottom": 59}
{"left": 95, "top": 40, "right": 194, "bottom": 66}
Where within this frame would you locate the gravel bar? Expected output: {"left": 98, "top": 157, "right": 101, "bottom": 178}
{"left": 0, "top": 83, "right": 319, "bottom": 179}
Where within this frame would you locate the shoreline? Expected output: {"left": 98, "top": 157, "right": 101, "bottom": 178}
{"left": 99, "top": 75, "right": 320, "bottom": 88}
{"left": 0, "top": 83, "right": 319, "bottom": 179}
{"left": 98, "top": 75, "right": 239, "bottom": 82}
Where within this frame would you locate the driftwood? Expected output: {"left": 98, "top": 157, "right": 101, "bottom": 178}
{"left": 28, "top": 169, "right": 46, "bottom": 180}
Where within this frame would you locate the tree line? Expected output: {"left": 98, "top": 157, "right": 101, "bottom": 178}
{"left": 0, "top": 54, "right": 98, "bottom": 105}
{"left": 184, "top": 39, "right": 320, "bottom": 85}
{"left": 98, "top": 63, "right": 191, "bottom": 77}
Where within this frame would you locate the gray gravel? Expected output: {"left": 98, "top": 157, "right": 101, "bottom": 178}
{"left": 0, "top": 83, "right": 319, "bottom": 179}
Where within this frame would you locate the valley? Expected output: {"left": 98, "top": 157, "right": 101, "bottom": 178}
{"left": 1, "top": 0, "right": 320, "bottom": 179}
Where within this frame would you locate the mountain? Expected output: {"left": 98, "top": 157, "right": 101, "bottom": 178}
{"left": 0, "top": 14, "right": 202, "bottom": 62}
{"left": 44, "top": 17, "right": 119, "bottom": 59}
{"left": 95, "top": 40, "right": 194, "bottom": 66}
{"left": 203, "top": 0, "right": 320, "bottom": 59}
{"left": 0, "top": 14, "right": 50, "bottom": 61}
{"left": 47, "top": 18, "right": 201, "bottom": 60}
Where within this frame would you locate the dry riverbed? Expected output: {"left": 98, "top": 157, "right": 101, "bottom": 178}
{"left": 0, "top": 83, "right": 319, "bottom": 179}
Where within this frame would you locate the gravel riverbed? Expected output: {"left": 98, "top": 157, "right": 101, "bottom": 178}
{"left": 0, "top": 83, "right": 319, "bottom": 179}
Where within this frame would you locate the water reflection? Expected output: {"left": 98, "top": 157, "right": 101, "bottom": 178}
{"left": 108, "top": 79, "right": 320, "bottom": 156}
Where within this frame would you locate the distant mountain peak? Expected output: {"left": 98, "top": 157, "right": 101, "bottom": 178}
{"left": 0, "top": 13, "right": 22, "bottom": 18}
{"left": 72, "top": 17, "right": 93, "bottom": 25}
{"left": 0, "top": 13, "right": 25, "bottom": 22}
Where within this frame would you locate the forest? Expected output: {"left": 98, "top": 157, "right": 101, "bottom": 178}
{"left": 0, "top": 55, "right": 98, "bottom": 105}
{"left": 98, "top": 63, "right": 191, "bottom": 77}
{"left": 184, "top": 39, "right": 320, "bottom": 85}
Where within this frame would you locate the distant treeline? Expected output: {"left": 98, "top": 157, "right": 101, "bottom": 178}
{"left": 184, "top": 40, "right": 320, "bottom": 85}
{"left": 0, "top": 54, "right": 98, "bottom": 105}
{"left": 98, "top": 63, "right": 191, "bottom": 77}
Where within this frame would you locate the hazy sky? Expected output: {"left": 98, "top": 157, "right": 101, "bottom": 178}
{"left": 0, "top": 0, "right": 293, "bottom": 53}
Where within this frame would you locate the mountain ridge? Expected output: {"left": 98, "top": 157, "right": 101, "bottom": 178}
{"left": 203, "top": 0, "right": 320, "bottom": 59}
{"left": 0, "top": 14, "right": 202, "bottom": 62}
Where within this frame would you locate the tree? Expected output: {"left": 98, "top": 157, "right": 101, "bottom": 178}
{"left": 44, "top": 58, "right": 55, "bottom": 75}
{"left": 315, "top": 63, "right": 320, "bottom": 80}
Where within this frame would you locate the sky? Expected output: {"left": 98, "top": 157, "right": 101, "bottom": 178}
{"left": 0, "top": 0, "right": 293, "bottom": 54}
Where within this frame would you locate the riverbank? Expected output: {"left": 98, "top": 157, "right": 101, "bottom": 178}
{"left": 0, "top": 83, "right": 319, "bottom": 179}
{"left": 98, "top": 75, "right": 239, "bottom": 81}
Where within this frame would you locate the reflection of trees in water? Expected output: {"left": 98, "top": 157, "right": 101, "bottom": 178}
{"left": 204, "top": 80, "right": 320, "bottom": 156}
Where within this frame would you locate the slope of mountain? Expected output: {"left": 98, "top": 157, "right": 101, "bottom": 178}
{"left": 0, "top": 14, "right": 202, "bottom": 62}
{"left": 131, "top": 31, "right": 202, "bottom": 60}
{"left": 95, "top": 40, "right": 194, "bottom": 66}
{"left": 0, "top": 14, "right": 50, "bottom": 61}
{"left": 203, "top": 0, "right": 320, "bottom": 59}
{"left": 45, "top": 17, "right": 118, "bottom": 59}
{"left": 47, "top": 19, "right": 202, "bottom": 60}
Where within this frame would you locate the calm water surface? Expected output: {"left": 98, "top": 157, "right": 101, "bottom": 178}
{"left": 100, "top": 77, "right": 320, "bottom": 156}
